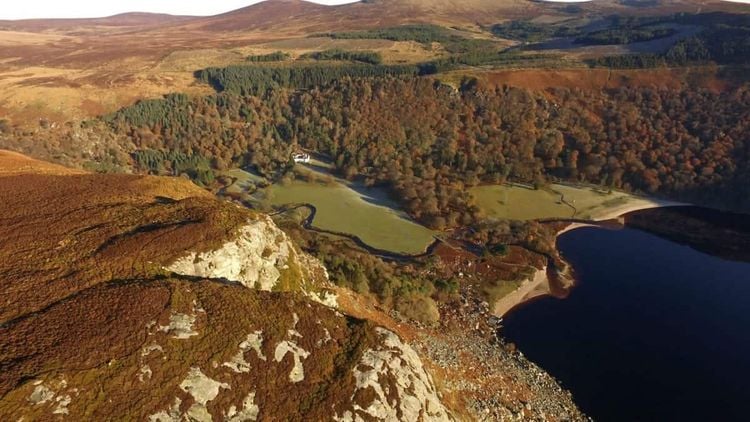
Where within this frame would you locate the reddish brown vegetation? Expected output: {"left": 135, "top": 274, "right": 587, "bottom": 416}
{"left": 0, "top": 156, "right": 378, "bottom": 419}
{"left": 0, "top": 167, "right": 249, "bottom": 322}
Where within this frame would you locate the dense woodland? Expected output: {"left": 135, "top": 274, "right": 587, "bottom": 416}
{"left": 317, "top": 24, "right": 496, "bottom": 55}
{"left": 584, "top": 13, "right": 750, "bottom": 68}
{"left": 300, "top": 49, "right": 384, "bottom": 65}
{"left": 490, "top": 21, "right": 580, "bottom": 42}
{"left": 195, "top": 64, "right": 419, "bottom": 95}
{"left": 106, "top": 74, "right": 750, "bottom": 228}
{"left": 574, "top": 27, "right": 676, "bottom": 45}
{"left": 246, "top": 51, "right": 291, "bottom": 62}
{"left": 490, "top": 12, "right": 750, "bottom": 69}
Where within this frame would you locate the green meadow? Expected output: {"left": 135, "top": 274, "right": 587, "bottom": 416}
{"left": 471, "top": 183, "right": 641, "bottom": 221}
{"left": 263, "top": 178, "right": 437, "bottom": 254}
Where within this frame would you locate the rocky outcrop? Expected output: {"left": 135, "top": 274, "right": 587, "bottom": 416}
{"left": 166, "top": 216, "right": 293, "bottom": 291}
{"left": 0, "top": 277, "right": 457, "bottom": 421}
{"left": 165, "top": 215, "right": 335, "bottom": 305}
{"left": 338, "top": 327, "right": 452, "bottom": 421}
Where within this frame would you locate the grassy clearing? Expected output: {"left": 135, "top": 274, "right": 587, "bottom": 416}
{"left": 472, "top": 183, "right": 642, "bottom": 221}
{"left": 219, "top": 168, "right": 267, "bottom": 195}
{"left": 263, "top": 177, "right": 436, "bottom": 255}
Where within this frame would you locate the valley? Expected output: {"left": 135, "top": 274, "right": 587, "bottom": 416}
{"left": 1, "top": 0, "right": 750, "bottom": 420}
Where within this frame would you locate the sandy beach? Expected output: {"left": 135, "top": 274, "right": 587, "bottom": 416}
{"left": 493, "top": 267, "right": 550, "bottom": 318}
{"left": 588, "top": 197, "right": 688, "bottom": 221}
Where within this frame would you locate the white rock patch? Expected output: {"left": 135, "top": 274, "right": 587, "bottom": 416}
{"left": 336, "top": 328, "right": 452, "bottom": 422}
{"left": 179, "top": 367, "right": 231, "bottom": 422}
{"left": 225, "top": 392, "right": 260, "bottom": 422}
{"left": 28, "top": 385, "right": 54, "bottom": 405}
{"left": 224, "top": 331, "right": 266, "bottom": 374}
{"left": 52, "top": 395, "right": 71, "bottom": 415}
{"left": 141, "top": 342, "right": 165, "bottom": 358}
{"left": 27, "top": 380, "right": 74, "bottom": 415}
{"left": 159, "top": 313, "right": 198, "bottom": 339}
{"left": 166, "top": 219, "right": 293, "bottom": 291}
{"left": 317, "top": 327, "right": 333, "bottom": 347}
{"left": 274, "top": 341, "right": 310, "bottom": 383}
{"left": 310, "top": 290, "right": 339, "bottom": 308}
{"left": 241, "top": 331, "right": 266, "bottom": 361}
{"left": 139, "top": 365, "right": 153, "bottom": 382}
{"left": 288, "top": 313, "right": 302, "bottom": 338}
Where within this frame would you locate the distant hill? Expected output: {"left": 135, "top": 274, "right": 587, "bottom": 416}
{"left": 4, "top": 0, "right": 747, "bottom": 35}
{"left": 0, "top": 12, "right": 196, "bottom": 32}
{"left": 175, "top": 0, "right": 750, "bottom": 33}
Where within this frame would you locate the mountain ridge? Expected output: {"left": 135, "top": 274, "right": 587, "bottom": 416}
{"left": 4, "top": 0, "right": 748, "bottom": 34}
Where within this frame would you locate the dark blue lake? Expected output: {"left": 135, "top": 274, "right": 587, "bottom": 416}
{"left": 501, "top": 222, "right": 750, "bottom": 421}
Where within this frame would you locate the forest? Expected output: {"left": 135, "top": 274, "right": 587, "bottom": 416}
{"left": 194, "top": 63, "right": 419, "bottom": 95}
{"left": 588, "top": 25, "right": 748, "bottom": 68}
{"left": 132, "top": 149, "right": 215, "bottom": 186}
{"left": 490, "top": 21, "right": 580, "bottom": 43}
{"left": 492, "top": 12, "right": 750, "bottom": 69}
{"left": 246, "top": 51, "right": 291, "bottom": 62}
{"left": 574, "top": 27, "right": 676, "bottom": 45}
{"left": 300, "top": 49, "right": 383, "bottom": 65}
{"left": 105, "top": 74, "right": 750, "bottom": 229}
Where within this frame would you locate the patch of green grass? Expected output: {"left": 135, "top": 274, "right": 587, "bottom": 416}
{"left": 472, "top": 184, "right": 574, "bottom": 220}
{"left": 264, "top": 179, "right": 436, "bottom": 254}
{"left": 472, "top": 183, "right": 639, "bottom": 221}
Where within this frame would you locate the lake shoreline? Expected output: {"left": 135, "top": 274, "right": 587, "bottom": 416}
{"left": 493, "top": 267, "right": 549, "bottom": 318}
{"left": 493, "top": 199, "right": 689, "bottom": 318}
{"left": 499, "top": 211, "right": 750, "bottom": 421}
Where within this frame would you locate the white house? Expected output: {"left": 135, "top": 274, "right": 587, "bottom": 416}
{"left": 293, "top": 152, "right": 311, "bottom": 164}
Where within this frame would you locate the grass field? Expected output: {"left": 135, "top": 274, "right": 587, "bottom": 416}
{"left": 471, "top": 183, "right": 644, "bottom": 221}
{"left": 263, "top": 178, "right": 437, "bottom": 254}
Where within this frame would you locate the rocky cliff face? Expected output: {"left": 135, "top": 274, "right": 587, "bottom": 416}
{"left": 165, "top": 214, "right": 334, "bottom": 306}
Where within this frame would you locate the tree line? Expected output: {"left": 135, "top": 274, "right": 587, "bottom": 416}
{"left": 247, "top": 51, "right": 291, "bottom": 62}
{"left": 194, "top": 63, "right": 419, "bottom": 95}
{"left": 587, "top": 13, "right": 750, "bottom": 68}
{"left": 300, "top": 49, "right": 384, "bottom": 65}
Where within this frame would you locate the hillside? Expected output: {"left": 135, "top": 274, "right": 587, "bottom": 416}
{"left": 0, "top": 151, "right": 585, "bottom": 420}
